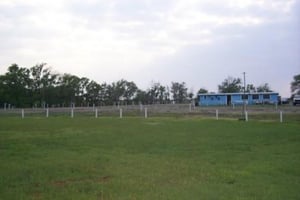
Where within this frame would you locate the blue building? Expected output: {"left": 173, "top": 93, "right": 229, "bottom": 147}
{"left": 198, "top": 92, "right": 279, "bottom": 106}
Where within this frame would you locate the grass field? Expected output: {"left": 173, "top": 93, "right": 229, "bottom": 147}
{"left": 0, "top": 117, "right": 299, "bottom": 199}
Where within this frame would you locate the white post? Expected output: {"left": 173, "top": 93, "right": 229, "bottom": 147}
{"left": 120, "top": 108, "right": 123, "bottom": 118}
{"left": 145, "top": 108, "right": 148, "bottom": 118}
{"left": 71, "top": 108, "right": 74, "bottom": 118}
{"left": 140, "top": 104, "right": 143, "bottom": 112}
{"left": 245, "top": 111, "right": 248, "bottom": 122}
{"left": 95, "top": 108, "right": 98, "bottom": 118}
{"left": 46, "top": 108, "right": 49, "bottom": 118}
{"left": 280, "top": 111, "right": 283, "bottom": 123}
{"left": 21, "top": 109, "right": 24, "bottom": 118}
{"left": 216, "top": 109, "right": 219, "bottom": 120}
{"left": 189, "top": 104, "right": 192, "bottom": 112}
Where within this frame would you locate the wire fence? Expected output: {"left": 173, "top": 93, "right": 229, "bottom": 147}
{"left": 0, "top": 104, "right": 300, "bottom": 123}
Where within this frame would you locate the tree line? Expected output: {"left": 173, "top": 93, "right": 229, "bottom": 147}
{"left": 0, "top": 63, "right": 193, "bottom": 108}
{"left": 1, "top": 63, "right": 299, "bottom": 108}
{"left": 218, "top": 75, "right": 300, "bottom": 98}
{"left": 217, "top": 76, "right": 273, "bottom": 93}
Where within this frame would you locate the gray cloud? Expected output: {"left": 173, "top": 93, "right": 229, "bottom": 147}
{"left": 0, "top": 0, "right": 299, "bottom": 96}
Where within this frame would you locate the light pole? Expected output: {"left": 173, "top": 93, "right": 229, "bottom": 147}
{"left": 243, "top": 72, "right": 246, "bottom": 119}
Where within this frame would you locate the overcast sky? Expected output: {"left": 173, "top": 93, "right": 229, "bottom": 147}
{"left": 0, "top": 0, "right": 299, "bottom": 97}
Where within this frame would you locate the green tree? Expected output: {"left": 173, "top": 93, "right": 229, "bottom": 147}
{"left": 1, "top": 64, "right": 31, "bottom": 107}
{"left": 134, "top": 89, "right": 149, "bottom": 104}
{"left": 245, "top": 84, "right": 256, "bottom": 92}
{"left": 58, "top": 74, "right": 81, "bottom": 106}
{"left": 0, "top": 75, "right": 9, "bottom": 107}
{"left": 160, "top": 85, "right": 170, "bottom": 104}
{"left": 30, "top": 63, "right": 59, "bottom": 107}
{"left": 187, "top": 89, "right": 194, "bottom": 101}
{"left": 218, "top": 77, "right": 242, "bottom": 93}
{"left": 99, "top": 83, "right": 109, "bottom": 105}
{"left": 150, "top": 83, "right": 169, "bottom": 104}
{"left": 256, "top": 83, "right": 272, "bottom": 92}
{"left": 123, "top": 80, "right": 138, "bottom": 104}
{"left": 106, "top": 80, "right": 125, "bottom": 105}
{"left": 291, "top": 74, "right": 300, "bottom": 95}
{"left": 85, "top": 81, "right": 101, "bottom": 105}
{"left": 147, "top": 82, "right": 161, "bottom": 104}
{"left": 105, "top": 79, "right": 137, "bottom": 105}
{"left": 197, "top": 88, "right": 208, "bottom": 94}
{"left": 171, "top": 82, "right": 188, "bottom": 103}
{"left": 77, "top": 77, "right": 90, "bottom": 106}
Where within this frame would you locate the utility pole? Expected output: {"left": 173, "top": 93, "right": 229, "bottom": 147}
{"left": 243, "top": 72, "right": 246, "bottom": 119}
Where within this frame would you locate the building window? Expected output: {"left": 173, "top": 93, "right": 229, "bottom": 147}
{"left": 263, "top": 94, "right": 270, "bottom": 99}
{"left": 242, "top": 95, "right": 248, "bottom": 100}
{"left": 252, "top": 94, "right": 259, "bottom": 100}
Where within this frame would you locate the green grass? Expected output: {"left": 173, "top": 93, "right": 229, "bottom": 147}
{"left": 0, "top": 117, "right": 299, "bottom": 199}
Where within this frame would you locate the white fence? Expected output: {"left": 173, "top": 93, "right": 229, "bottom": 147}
{"left": 0, "top": 104, "right": 300, "bottom": 122}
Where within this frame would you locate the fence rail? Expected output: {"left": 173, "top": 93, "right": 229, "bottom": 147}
{"left": 0, "top": 104, "right": 300, "bottom": 122}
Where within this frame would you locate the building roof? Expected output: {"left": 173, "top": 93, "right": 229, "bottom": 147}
{"left": 198, "top": 92, "right": 279, "bottom": 96}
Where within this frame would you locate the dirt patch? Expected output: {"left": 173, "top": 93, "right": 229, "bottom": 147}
{"left": 95, "top": 176, "right": 111, "bottom": 183}
{"left": 52, "top": 180, "right": 68, "bottom": 187}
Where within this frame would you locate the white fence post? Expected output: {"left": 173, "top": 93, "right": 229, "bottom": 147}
{"left": 120, "top": 108, "right": 123, "bottom": 118}
{"left": 71, "top": 108, "right": 74, "bottom": 118}
{"left": 21, "top": 109, "right": 24, "bottom": 119}
{"left": 245, "top": 111, "right": 248, "bottom": 122}
{"left": 95, "top": 108, "right": 98, "bottom": 118}
{"left": 280, "top": 111, "right": 283, "bottom": 123}
{"left": 46, "top": 108, "right": 49, "bottom": 118}
{"left": 145, "top": 108, "right": 148, "bottom": 118}
{"left": 216, "top": 109, "right": 219, "bottom": 120}
{"left": 140, "top": 104, "right": 143, "bottom": 112}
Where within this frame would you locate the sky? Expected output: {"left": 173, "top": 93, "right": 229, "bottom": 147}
{"left": 0, "top": 0, "right": 299, "bottom": 97}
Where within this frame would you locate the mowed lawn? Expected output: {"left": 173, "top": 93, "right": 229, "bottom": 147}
{"left": 0, "top": 117, "right": 299, "bottom": 200}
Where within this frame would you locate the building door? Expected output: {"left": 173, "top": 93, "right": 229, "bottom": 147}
{"left": 227, "top": 95, "right": 231, "bottom": 105}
